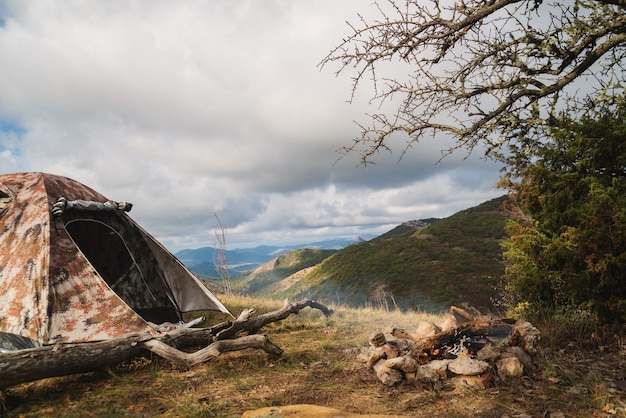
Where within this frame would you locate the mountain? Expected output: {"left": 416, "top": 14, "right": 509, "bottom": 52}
{"left": 228, "top": 196, "right": 510, "bottom": 313}
{"left": 230, "top": 248, "right": 338, "bottom": 294}
{"left": 176, "top": 237, "right": 370, "bottom": 277}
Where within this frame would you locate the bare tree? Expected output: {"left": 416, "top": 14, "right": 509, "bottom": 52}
{"left": 319, "top": 0, "right": 626, "bottom": 164}
{"left": 213, "top": 212, "right": 232, "bottom": 296}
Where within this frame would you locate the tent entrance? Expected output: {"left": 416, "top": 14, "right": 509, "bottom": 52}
{"left": 65, "top": 217, "right": 182, "bottom": 324}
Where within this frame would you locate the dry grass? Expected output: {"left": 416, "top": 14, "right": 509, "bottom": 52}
{"left": 2, "top": 295, "right": 625, "bottom": 417}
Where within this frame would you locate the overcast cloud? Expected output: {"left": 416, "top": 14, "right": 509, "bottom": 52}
{"left": 0, "top": 1, "right": 503, "bottom": 252}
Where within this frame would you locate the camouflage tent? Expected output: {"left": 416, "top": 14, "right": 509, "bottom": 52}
{"left": 0, "top": 172, "right": 230, "bottom": 351}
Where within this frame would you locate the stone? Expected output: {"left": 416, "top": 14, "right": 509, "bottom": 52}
{"left": 386, "top": 355, "right": 418, "bottom": 374}
{"left": 451, "top": 372, "right": 494, "bottom": 389}
{"left": 496, "top": 356, "right": 524, "bottom": 380}
{"left": 476, "top": 344, "right": 501, "bottom": 362}
{"left": 373, "top": 359, "right": 403, "bottom": 386}
{"left": 502, "top": 346, "right": 536, "bottom": 372}
{"left": 447, "top": 356, "right": 490, "bottom": 376}
{"left": 415, "top": 321, "right": 441, "bottom": 338}
{"left": 440, "top": 307, "right": 474, "bottom": 331}
{"left": 510, "top": 321, "right": 541, "bottom": 354}
{"left": 424, "top": 359, "right": 451, "bottom": 378}
{"left": 416, "top": 364, "right": 440, "bottom": 386}
{"left": 440, "top": 316, "right": 457, "bottom": 332}
{"left": 369, "top": 331, "right": 386, "bottom": 347}
{"left": 449, "top": 306, "right": 474, "bottom": 323}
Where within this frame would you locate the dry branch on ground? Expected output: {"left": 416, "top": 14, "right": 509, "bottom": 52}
{"left": 0, "top": 299, "right": 332, "bottom": 388}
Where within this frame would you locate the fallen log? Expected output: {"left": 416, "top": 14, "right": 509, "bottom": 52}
{"left": 0, "top": 331, "right": 150, "bottom": 388}
{"left": 0, "top": 298, "right": 331, "bottom": 388}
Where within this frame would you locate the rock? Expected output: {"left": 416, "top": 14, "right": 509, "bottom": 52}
{"left": 424, "top": 359, "right": 451, "bottom": 378}
{"left": 450, "top": 305, "right": 474, "bottom": 323}
{"left": 415, "top": 321, "right": 441, "bottom": 338}
{"left": 242, "top": 404, "right": 412, "bottom": 418}
{"left": 369, "top": 331, "right": 386, "bottom": 347}
{"left": 502, "top": 346, "right": 536, "bottom": 372}
{"left": 510, "top": 321, "right": 541, "bottom": 354}
{"left": 367, "top": 347, "right": 387, "bottom": 369}
{"left": 440, "top": 316, "right": 457, "bottom": 332}
{"left": 451, "top": 372, "right": 494, "bottom": 389}
{"left": 386, "top": 355, "right": 418, "bottom": 374}
{"left": 476, "top": 344, "right": 501, "bottom": 362}
{"left": 416, "top": 364, "right": 440, "bottom": 386}
{"left": 367, "top": 341, "right": 404, "bottom": 369}
{"left": 355, "top": 348, "right": 371, "bottom": 363}
{"left": 447, "top": 356, "right": 490, "bottom": 376}
{"left": 373, "top": 359, "right": 403, "bottom": 386}
{"left": 440, "top": 306, "right": 474, "bottom": 331}
{"left": 496, "top": 356, "right": 524, "bottom": 380}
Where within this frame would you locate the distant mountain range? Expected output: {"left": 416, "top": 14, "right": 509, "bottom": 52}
{"left": 175, "top": 236, "right": 374, "bottom": 277}
{"left": 178, "top": 196, "right": 512, "bottom": 312}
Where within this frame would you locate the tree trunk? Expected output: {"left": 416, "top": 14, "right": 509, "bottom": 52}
{"left": 0, "top": 299, "right": 332, "bottom": 388}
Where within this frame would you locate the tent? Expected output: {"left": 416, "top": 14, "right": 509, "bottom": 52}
{"left": 0, "top": 172, "right": 230, "bottom": 351}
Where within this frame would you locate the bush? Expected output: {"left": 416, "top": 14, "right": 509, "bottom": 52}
{"left": 500, "top": 95, "right": 626, "bottom": 325}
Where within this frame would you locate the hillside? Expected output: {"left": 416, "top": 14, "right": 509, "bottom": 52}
{"left": 231, "top": 248, "right": 338, "bottom": 294}
{"left": 234, "top": 196, "right": 511, "bottom": 313}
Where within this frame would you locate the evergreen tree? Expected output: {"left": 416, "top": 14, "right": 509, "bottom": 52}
{"left": 500, "top": 96, "right": 626, "bottom": 323}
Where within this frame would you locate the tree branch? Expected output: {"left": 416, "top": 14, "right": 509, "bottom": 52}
{"left": 142, "top": 335, "right": 283, "bottom": 368}
{"left": 320, "top": 0, "right": 626, "bottom": 164}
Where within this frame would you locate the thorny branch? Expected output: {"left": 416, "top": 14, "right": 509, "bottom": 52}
{"left": 319, "top": 0, "right": 626, "bottom": 165}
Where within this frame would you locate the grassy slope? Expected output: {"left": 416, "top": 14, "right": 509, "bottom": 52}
{"left": 266, "top": 196, "right": 510, "bottom": 312}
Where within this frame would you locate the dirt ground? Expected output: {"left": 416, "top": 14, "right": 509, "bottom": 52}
{"left": 4, "top": 334, "right": 625, "bottom": 417}
{"left": 3, "top": 305, "right": 626, "bottom": 417}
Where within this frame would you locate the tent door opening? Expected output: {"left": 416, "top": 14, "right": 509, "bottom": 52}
{"left": 64, "top": 218, "right": 182, "bottom": 324}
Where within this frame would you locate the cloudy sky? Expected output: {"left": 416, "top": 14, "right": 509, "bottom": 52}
{"left": 0, "top": 1, "right": 503, "bottom": 252}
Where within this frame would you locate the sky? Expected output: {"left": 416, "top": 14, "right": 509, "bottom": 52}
{"left": 0, "top": 1, "right": 504, "bottom": 252}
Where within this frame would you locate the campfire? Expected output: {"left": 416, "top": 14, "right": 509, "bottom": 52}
{"left": 362, "top": 306, "right": 541, "bottom": 387}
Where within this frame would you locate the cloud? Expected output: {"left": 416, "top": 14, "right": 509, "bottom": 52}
{"left": 0, "top": 0, "right": 504, "bottom": 252}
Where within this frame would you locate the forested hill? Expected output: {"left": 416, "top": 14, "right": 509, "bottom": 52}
{"left": 231, "top": 196, "right": 511, "bottom": 313}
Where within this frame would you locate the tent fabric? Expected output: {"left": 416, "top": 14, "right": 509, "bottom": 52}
{"left": 0, "top": 172, "right": 231, "bottom": 346}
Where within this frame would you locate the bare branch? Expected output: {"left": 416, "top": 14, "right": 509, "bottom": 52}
{"left": 143, "top": 335, "right": 283, "bottom": 368}
{"left": 213, "top": 212, "right": 232, "bottom": 296}
{"left": 320, "top": 0, "right": 626, "bottom": 164}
